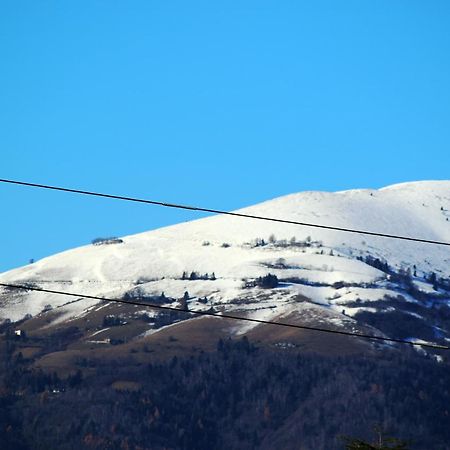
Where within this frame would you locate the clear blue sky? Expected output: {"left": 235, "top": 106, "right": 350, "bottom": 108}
{"left": 1, "top": 1, "right": 449, "bottom": 271}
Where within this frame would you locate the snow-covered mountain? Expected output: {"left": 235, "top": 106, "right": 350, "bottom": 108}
{"left": 1, "top": 181, "right": 450, "bottom": 351}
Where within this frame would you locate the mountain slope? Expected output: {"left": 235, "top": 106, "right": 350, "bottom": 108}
{"left": 1, "top": 180, "right": 449, "bottom": 352}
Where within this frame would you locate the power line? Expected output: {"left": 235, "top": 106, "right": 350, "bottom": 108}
{"left": 1, "top": 178, "right": 449, "bottom": 247}
{"left": 1, "top": 282, "right": 448, "bottom": 350}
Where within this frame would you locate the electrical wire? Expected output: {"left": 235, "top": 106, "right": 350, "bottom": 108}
{"left": 1, "top": 178, "right": 449, "bottom": 350}
{"left": 1, "top": 178, "right": 449, "bottom": 247}
{"left": 1, "top": 282, "right": 448, "bottom": 350}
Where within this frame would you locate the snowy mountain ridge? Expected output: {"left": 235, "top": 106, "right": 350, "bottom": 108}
{"left": 1, "top": 180, "right": 450, "bottom": 350}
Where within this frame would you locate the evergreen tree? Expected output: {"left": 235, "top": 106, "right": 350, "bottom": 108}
{"left": 429, "top": 271, "right": 437, "bottom": 284}
{"left": 180, "top": 291, "right": 189, "bottom": 310}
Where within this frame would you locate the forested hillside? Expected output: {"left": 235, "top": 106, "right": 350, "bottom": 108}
{"left": 0, "top": 337, "right": 449, "bottom": 450}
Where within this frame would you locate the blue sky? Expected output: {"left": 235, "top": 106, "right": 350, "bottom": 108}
{"left": 1, "top": 1, "right": 449, "bottom": 271}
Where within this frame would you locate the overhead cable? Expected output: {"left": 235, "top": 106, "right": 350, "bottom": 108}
{"left": 0, "top": 178, "right": 449, "bottom": 247}
{"left": 1, "top": 282, "right": 448, "bottom": 350}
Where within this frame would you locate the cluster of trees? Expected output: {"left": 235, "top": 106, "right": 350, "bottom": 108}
{"left": 427, "top": 272, "right": 450, "bottom": 292}
{"left": 355, "top": 308, "right": 436, "bottom": 342}
{"left": 256, "top": 273, "right": 279, "bottom": 289}
{"left": 357, "top": 255, "right": 391, "bottom": 273}
{"left": 343, "top": 428, "right": 409, "bottom": 449}
{"left": 102, "top": 315, "right": 127, "bottom": 327}
{"left": 0, "top": 338, "right": 449, "bottom": 449}
{"left": 181, "top": 271, "right": 216, "bottom": 281}
{"left": 136, "top": 308, "right": 191, "bottom": 329}
{"left": 123, "top": 290, "right": 170, "bottom": 305}
{"left": 358, "top": 255, "right": 450, "bottom": 295}
{"left": 91, "top": 237, "right": 123, "bottom": 245}
{"left": 350, "top": 296, "right": 450, "bottom": 344}
{"left": 252, "top": 235, "right": 321, "bottom": 249}
{"left": 244, "top": 274, "right": 279, "bottom": 289}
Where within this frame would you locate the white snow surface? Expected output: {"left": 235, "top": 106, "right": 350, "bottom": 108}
{"left": 0, "top": 180, "right": 449, "bottom": 324}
